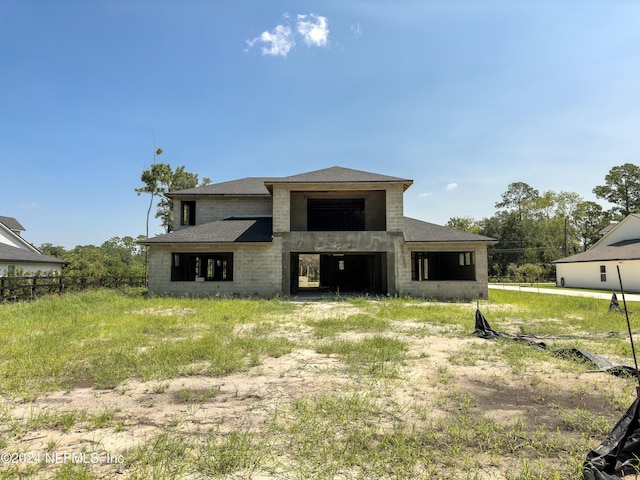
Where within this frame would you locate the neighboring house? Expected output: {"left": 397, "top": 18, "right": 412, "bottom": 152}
{"left": 0, "top": 216, "right": 66, "bottom": 276}
{"left": 553, "top": 214, "right": 640, "bottom": 292}
{"left": 140, "top": 166, "right": 497, "bottom": 299}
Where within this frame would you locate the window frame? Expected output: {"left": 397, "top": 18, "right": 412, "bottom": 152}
{"left": 411, "top": 251, "right": 476, "bottom": 282}
{"left": 171, "top": 252, "right": 233, "bottom": 282}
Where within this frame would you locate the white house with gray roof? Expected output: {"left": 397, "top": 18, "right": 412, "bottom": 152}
{"left": 140, "top": 166, "right": 497, "bottom": 299}
{"left": 554, "top": 214, "right": 640, "bottom": 292}
{"left": 0, "top": 216, "right": 66, "bottom": 276}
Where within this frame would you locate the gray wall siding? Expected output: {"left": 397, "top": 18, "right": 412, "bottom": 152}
{"left": 396, "top": 242, "right": 490, "bottom": 299}
{"left": 172, "top": 197, "right": 272, "bottom": 230}
{"left": 147, "top": 240, "right": 282, "bottom": 297}
{"left": 289, "top": 191, "right": 386, "bottom": 231}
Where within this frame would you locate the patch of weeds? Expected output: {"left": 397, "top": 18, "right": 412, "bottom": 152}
{"left": 150, "top": 382, "right": 169, "bottom": 394}
{"left": 309, "top": 313, "right": 391, "bottom": 338}
{"left": 195, "top": 431, "right": 265, "bottom": 476}
{"left": 436, "top": 363, "right": 454, "bottom": 385}
{"left": 174, "top": 388, "right": 219, "bottom": 404}
{"left": 88, "top": 409, "right": 118, "bottom": 430}
{"left": 317, "top": 335, "right": 408, "bottom": 377}
{"left": 556, "top": 407, "right": 612, "bottom": 436}
{"left": 126, "top": 430, "right": 191, "bottom": 479}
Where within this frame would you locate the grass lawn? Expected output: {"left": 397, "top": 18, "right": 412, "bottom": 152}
{"left": 0, "top": 288, "right": 639, "bottom": 479}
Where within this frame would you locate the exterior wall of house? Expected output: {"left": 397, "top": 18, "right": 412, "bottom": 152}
{"left": 396, "top": 242, "right": 491, "bottom": 299}
{"left": 555, "top": 261, "right": 640, "bottom": 292}
{"left": 0, "top": 262, "right": 63, "bottom": 276}
{"left": 272, "top": 182, "right": 404, "bottom": 234}
{"left": 289, "top": 190, "right": 386, "bottom": 231}
{"left": 172, "top": 196, "right": 272, "bottom": 230}
{"left": 147, "top": 241, "right": 282, "bottom": 297}
{"left": 386, "top": 185, "right": 404, "bottom": 232}
{"left": 278, "top": 230, "right": 403, "bottom": 294}
{"left": 0, "top": 227, "right": 33, "bottom": 249}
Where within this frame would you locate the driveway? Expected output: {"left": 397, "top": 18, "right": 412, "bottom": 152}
{"left": 488, "top": 283, "right": 640, "bottom": 303}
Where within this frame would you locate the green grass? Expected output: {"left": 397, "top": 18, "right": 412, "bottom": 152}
{"left": 1, "top": 288, "right": 639, "bottom": 479}
{"left": 0, "top": 289, "right": 295, "bottom": 396}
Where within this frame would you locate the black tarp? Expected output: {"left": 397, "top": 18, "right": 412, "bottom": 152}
{"left": 472, "top": 308, "right": 640, "bottom": 478}
{"left": 583, "top": 397, "right": 640, "bottom": 480}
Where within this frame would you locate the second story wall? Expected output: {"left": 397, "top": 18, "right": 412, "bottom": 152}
{"left": 172, "top": 196, "right": 273, "bottom": 230}
{"left": 272, "top": 182, "right": 407, "bottom": 234}
{"left": 290, "top": 190, "right": 386, "bottom": 231}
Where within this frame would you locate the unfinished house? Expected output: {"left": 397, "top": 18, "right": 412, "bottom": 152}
{"left": 141, "top": 166, "right": 497, "bottom": 299}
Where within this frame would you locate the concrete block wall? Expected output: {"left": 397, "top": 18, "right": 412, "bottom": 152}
{"left": 147, "top": 240, "right": 283, "bottom": 297}
{"left": 289, "top": 190, "right": 386, "bottom": 231}
{"left": 172, "top": 196, "right": 272, "bottom": 230}
{"left": 395, "top": 242, "right": 490, "bottom": 300}
{"left": 272, "top": 188, "right": 290, "bottom": 233}
{"left": 385, "top": 185, "right": 404, "bottom": 232}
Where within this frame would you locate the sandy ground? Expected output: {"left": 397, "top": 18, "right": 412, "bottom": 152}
{"left": 0, "top": 300, "right": 634, "bottom": 479}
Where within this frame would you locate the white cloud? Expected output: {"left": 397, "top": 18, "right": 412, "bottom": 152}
{"left": 418, "top": 192, "right": 433, "bottom": 197}
{"left": 350, "top": 22, "right": 362, "bottom": 38}
{"left": 297, "top": 14, "right": 329, "bottom": 46}
{"left": 246, "top": 24, "right": 294, "bottom": 57}
{"left": 246, "top": 13, "right": 329, "bottom": 57}
{"left": 446, "top": 183, "right": 458, "bottom": 190}
{"left": 18, "top": 202, "right": 38, "bottom": 209}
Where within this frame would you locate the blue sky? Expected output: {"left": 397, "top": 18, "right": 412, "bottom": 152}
{"left": 2, "top": 1, "right": 640, "bottom": 248}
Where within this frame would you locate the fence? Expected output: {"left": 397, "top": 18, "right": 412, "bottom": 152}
{"left": 0, "top": 275, "right": 147, "bottom": 303}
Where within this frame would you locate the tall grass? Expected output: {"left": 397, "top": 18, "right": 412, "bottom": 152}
{"left": 0, "top": 290, "right": 295, "bottom": 396}
{"left": 1, "top": 288, "right": 638, "bottom": 479}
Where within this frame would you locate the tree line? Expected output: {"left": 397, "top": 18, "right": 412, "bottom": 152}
{"left": 447, "top": 163, "right": 640, "bottom": 279}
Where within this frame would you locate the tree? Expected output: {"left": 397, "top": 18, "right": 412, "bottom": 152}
{"left": 135, "top": 148, "right": 167, "bottom": 239}
{"left": 573, "top": 201, "right": 611, "bottom": 251}
{"left": 495, "top": 182, "right": 539, "bottom": 221}
{"left": 593, "top": 163, "right": 640, "bottom": 217}
{"left": 446, "top": 216, "right": 481, "bottom": 234}
{"left": 155, "top": 167, "right": 211, "bottom": 233}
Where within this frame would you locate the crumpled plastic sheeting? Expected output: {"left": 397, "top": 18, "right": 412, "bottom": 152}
{"left": 472, "top": 308, "right": 640, "bottom": 479}
{"left": 472, "top": 309, "right": 637, "bottom": 377}
{"left": 583, "top": 397, "right": 640, "bottom": 480}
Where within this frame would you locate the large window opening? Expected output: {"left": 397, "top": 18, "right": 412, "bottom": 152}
{"left": 307, "top": 198, "right": 365, "bottom": 231}
{"left": 171, "top": 253, "right": 233, "bottom": 281}
{"left": 291, "top": 252, "right": 386, "bottom": 294}
{"left": 411, "top": 251, "right": 475, "bottom": 281}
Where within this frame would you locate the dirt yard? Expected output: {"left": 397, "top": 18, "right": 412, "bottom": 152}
{"left": 0, "top": 300, "right": 634, "bottom": 479}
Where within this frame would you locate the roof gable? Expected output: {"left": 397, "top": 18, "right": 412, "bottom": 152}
{"left": 0, "top": 216, "right": 25, "bottom": 233}
{"left": 593, "top": 214, "right": 640, "bottom": 248}
{"left": 266, "top": 166, "right": 412, "bottom": 186}
{"left": 554, "top": 214, "right": 640, "bottom": 264}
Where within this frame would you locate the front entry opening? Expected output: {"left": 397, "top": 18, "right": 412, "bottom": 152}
{"left": 291, "top": 253, "right": 386, "bottom": 295}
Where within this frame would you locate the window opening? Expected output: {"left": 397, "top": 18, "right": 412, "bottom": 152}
{"left": 171, "top": 253, "right": 233, "bottom": 281}
{"left": 181, "top": 201, "right": 196, "bottom": 226}
{"left": 412, "top": 251, "right": 475, "bottom": 281}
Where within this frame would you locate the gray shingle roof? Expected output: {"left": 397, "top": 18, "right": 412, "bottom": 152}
{"left": 0, "top": 216, "right": 25, "bottom": 232}
{"left": 0, "top": 243, "right": 67, "bottom": 264}
{"left": 168, "top": 177, "right": 275, "bottom": 197}
{"left": 139, "top": 217, "right": 273, "bottom": 244}
{"left": 168, "top": 167, "right": 414, "bottom": 197}
{"left": 266, "top": 166, "right": 412, "bottom": 186}
{"left": 553, "top": 238, "right": 640, "bottom": 264}
{"left": 403, "top": 217, "right": 497, "bottom": 243}
{"left": 142, "top": 216, "right": 495, "bottom": 245}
